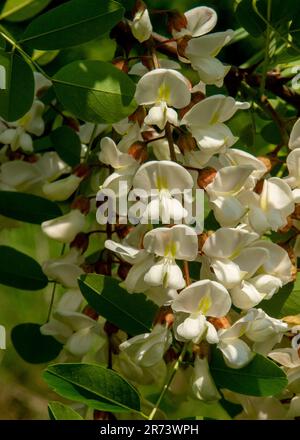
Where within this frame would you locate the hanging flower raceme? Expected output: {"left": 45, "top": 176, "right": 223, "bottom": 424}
{"left": 134, "top": 68, "right": 191, "bottom": 129}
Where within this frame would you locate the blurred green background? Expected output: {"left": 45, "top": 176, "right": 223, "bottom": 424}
{"left": 0, "top": 0, "right": 276, "bottom": 419}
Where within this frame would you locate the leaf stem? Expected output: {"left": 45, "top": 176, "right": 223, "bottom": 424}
{"left": 148, "top": 343, "right": 188, "bottom": 420}
{"left": 0, "top": 27, "right": 51, "bottom": 79}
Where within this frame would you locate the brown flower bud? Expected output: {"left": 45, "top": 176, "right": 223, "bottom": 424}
{"left": 128, "top": 106, "right": 147, "bottom": 127}
{"left": 83, "top": 305, "right": 99, "bottom": 321}
{"left": 73, "top": 163, "right": 90, "bottom": 178}
{"left": 81, "top": 262, "right": 95, "bottom": 273}
{"left": 176, "top": 133, "right": 197, "bottom": 153}
{"left": 128, "top": 141, "right": 148, "bottom": 162}
{"left": 278, "top": 215, "right": 293, "bottom": 233}
{"left": 93, "top": 410, "right": 116, "bottom": 421}
{"left": 110, "top": 21, "right": 135, "bottom": 57}
{"left": 254, "top": 179, "right": 264, "bottom": 195}
{"left": 95, "top": 261, "right": 111, "bottom": 276}
{"left": 164, "top": 347, "right": 178, "bottom": 363}
{"left": 117, "top": 262, "right": 132, "bottom": 280}
{"left": 64, "top": 117, "right": 80, "bottom": 132}
{"left": 154, "top": 306, "right": 174, "bottom": 328}
{"left": 197, "top": 167, "right": 217, "bottom": 189}
{"left": 71, "top": 195, "right": 90, "bottom": 214}
{"left": 198, "top": 232, "right": 209, "bottom": 252}
{"left": 176, "top": 35, "right": 191, "bottom": 59}
{"left": 24, "top": 154, "right": 39, "bottom": 163}
{"left": 112, "top": 58, "right": 129, "bottom": 73}
{"left": 70, "top": 232, "right": 89, "bottom": 253}
{"left": 167, "top": 10, "right": 188, "bottom": 34}
{"left": 207, "top": 316, "right": 231, "bottom": 330}
{"left": 115, "top": 224, "right": 134, "bottom": 239}
{"left": 104, "top": 321, "right": 119, "bottom": 336}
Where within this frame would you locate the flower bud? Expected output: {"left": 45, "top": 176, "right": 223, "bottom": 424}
{"left": 104, "top": 321, "right": 119, "bottom": 336}
{"left": 128, "top": 142, "right": 148, "bottom": 162}
{"left": 167, "top": 10, "right": 188, "bottom": 34}
{"left": 118, "top": 262, "right": 132, "bottom": 280}
{"left": 70, "top": 232, "right": 89, "bottom": 254}
{"left": 176, "top": 133, "right": 197, "bottom": 153}
{"left": 128, "top": 106, "right": 147, "bottom": 127}
{"left": 73, "top": 163, "right": 90, "bottom": 178}
{"left": 197, "top": 167, "right": 217, "bottom": 189}
{"left": 176, "top": 35, "right": 191, "bottom": 59}
{"left": 112, "top": 58, "right": 129, "bottom": 74}
{"left": 131, "top": 1, "right": 152, "bottom": 43}
{"left": 83, "top": 305, "right": 99, "bottom": 321}
{"left": 42, "top": 174, "right": 82, "bottom": 201}
{"left": 71, "top": 195, "right": 90, "bottom": 214}
{"left": 191, "top": 356, "right": 221, "bottom": 402}
{"left": 95, "top": 261, "right": 111, "bottom": 275}
{"left": 41, "top": 209, "right": 86, "bottom": 243}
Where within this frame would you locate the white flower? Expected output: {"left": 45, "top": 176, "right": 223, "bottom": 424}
{"left": 191, "top": 356, "right": 220, "bottom": 401}
{"left": 132, "top": 160, "right": 194, "bottom": 223}
{"left": 239, "top": 177, "right": 295, "bottom": 234}
{"left": 217, "top": 309, "right": 287, "bottom": 368}
{"left": 143, "top": 225, "right": 198, "bottom": 289}
{"left": 119, "top": 324, "right": 172, "bottom": 367}
{"left": 202, "top": 227, "right": 262, "bottom": 288}
{"left": 181, "top": 95, "right": 249, "bottom": 164}
{"left": 42, "top": 174, "right": 83, "bottom": 201}
{"left": 99, "top": 137, "right": 138, "bottom": 169}
{"left": 41, "top": 209, "right": 86, "bottom": 243}
{"left": 183, "top": 31, "right": 234, "bottom": 86}
{"left": 172, "top": 6, "right": 217, "bottom": 38}
{"left": 42, "top": 248, "right": 84, "bottom": 288}
{"left": 206, "top": 165, "right": 255, "bottom": 226}
{"left": 172, "top": 279, "right": 231, "bottom": 343}
{"left": 131, "top": 6, "right": 152, "bottom": 43}
{"left": 288, "top": 118, "right": 300, "bottom": 150}
{"left": 285, "top": 149, "right": 300, "bottom": 189}
{"left": 135, "top": 69, "right": 191, "bottom": 129}
{"left": 106, "top": 224, "right": 198, "bottom": 292}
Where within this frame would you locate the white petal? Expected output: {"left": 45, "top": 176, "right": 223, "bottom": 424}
{"left": 131, "top": 8, "right": 152, "bottom": 43}
{"left": 135, "top": 68, "right": 191, "bottom": 108}
{"left": 218, "top": 339, "right": 253, "bottom": 369}
{"left": 230, "top": 281, "right": 263, "bottom": 309}
{"left": 192, "top": 356, "right": 221, "bottom": 402}
{"left": 42, "top": 175, "right": 82, "bottom": 201}
{"left": 144, "top": 258, "right": 186, "bottom": 290}
{"left": 175, "top": 314, "right": 207, "bottom": 341}
{"left": 289, "top": 118, "right": 300, "bottom": 149}
{"left": 211, "top": 258, "right": 244, "bottom": 288}
{"left": 41, "top": 209, "right": 85, "bottom": 243}
{"left": 172, "top": 279, "right": 231, "bottom": 316}
{"left": 143, "top": 224, "right": 198, "bottom": 260}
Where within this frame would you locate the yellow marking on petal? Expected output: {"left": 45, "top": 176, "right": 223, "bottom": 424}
{"left": 197, "top": 294, "right": 212, "bottom": 315}
{"left": 157, "top": 82, "right": 171, "bottom": 103}
{"left": 164, "top": 241, "right": 177, "bottom": 258}
{"left": 209, "top": 111, "right": 220, "bottom": 125}
{"left": 156, "top": 175, "right": 168, "bottom": 190}
{"left": 18, "top": 112, "right": 31, "bottom": 128}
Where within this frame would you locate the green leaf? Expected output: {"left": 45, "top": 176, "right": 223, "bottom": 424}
{"left": 0, "top": 0, "right": 51, "bottom": 22}
{"left": 0, "top": 191, "right": 62, "bottom": 224}
{"left": 279, "top": 273, "right": 300, "bottom": 317}
{"left": 11, "top": 323, "right": 62, "bottom": 363}
{"left": 236, "top": 0, "right": 266, "bottom": 37}
{"left": 53, "top": 60, "right": 137, "bottom": 123}
{"left": 0, "top": 245, "right": 48, "bottom": 290}
{"left": 261, "top": 122, "right": 281, "bottom": 144}
{"left": 20, "top": 0, "right": 124, "bottom": 50}
{"left": 259, "top": 281, "right": 294, "bottom": 318}
{"left": 211, "top": 350, "right": 288, "bottom": 397}
{"left": 48, "top": 401, "right": 83, "bottom": 420}
{"left": 44, "top": 363, "right": 141, "bottom": 413}
{"left": 50, "top": 126, "right": 81, "bottom": 167}
{"left": 79, "top": 274, "right": 158, "bottom": 336}
{"left": 0, "top": 50, "right": 34, "bottom": 121}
